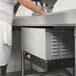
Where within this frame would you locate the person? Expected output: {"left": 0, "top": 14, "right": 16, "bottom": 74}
{"left": 52, "top": 0, "right": 76, "bottom": 12}
{"left": 0, "top": 0, "right": 46, "bottom": 76}
{"left": 15, "top": 1, "right": 34, "bottom": 16}
{"left": 15, "top": 0, "right": 46, "bottom": 16}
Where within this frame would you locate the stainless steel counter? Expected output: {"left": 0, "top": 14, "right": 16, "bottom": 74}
{"left": 13, "top": 9, "right": 76, "bottom": 27}
{"left": 13, "top": 9, "right": 75, "bottom": 76}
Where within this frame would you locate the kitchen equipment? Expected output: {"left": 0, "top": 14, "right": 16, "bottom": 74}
{"left": 21, "top": 27, "right": 74, "bottom": 70}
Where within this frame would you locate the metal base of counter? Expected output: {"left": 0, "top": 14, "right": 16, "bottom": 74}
{"left": 21, "top": 50, "right": 74, "bottom": 76}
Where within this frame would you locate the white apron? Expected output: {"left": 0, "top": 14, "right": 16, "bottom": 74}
{"left": 16, "top": 4, "right": 33, "bottom": 16}
{"left": 52, "top": 0, "right": 76, "bottom": 12}
{"left": 0, "top": 1, "right": 16, "bottom": 66}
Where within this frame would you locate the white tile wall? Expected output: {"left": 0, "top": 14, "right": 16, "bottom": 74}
{"left": 7, "top": 30, "right": 30, "bottom": 72}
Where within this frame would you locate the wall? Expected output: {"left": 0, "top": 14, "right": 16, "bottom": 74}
{"left": 7, "top": 30, "right": 30, "bottom": 72}
{"left": 7, "top": 30, "right": 21, "bottom": 72}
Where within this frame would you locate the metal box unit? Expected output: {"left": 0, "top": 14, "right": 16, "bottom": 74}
{"left": 21, "top": 27, "right": 74, "bottom": 70}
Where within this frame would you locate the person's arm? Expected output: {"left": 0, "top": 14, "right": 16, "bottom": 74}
{"left": 17, "top": 0, "right": 46, "bottom": 15}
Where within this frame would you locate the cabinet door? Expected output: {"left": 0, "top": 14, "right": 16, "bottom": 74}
{"left": 21, "top": 28, "right": 46, "bottom": 59}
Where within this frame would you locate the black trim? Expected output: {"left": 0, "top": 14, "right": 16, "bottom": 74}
{"left": 24, "top": 52, "right": 74, "bottom": 71}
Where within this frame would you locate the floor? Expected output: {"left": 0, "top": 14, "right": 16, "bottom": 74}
{"left": 6, "top": 71, "right": 21, "bottom": 76}
{"left": 6, "top": 69, "right": 73, "bottom": 76}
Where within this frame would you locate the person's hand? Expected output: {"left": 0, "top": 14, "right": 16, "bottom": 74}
{"left": 40, "top": 11, "right": 47, "bottom": 15}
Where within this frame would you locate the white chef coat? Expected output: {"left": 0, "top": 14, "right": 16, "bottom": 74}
{"left": 52, "top": 0, "right": 76, "bottom": 12}
{"left": 0, "top": 0, "right": 16, "bottom": 66}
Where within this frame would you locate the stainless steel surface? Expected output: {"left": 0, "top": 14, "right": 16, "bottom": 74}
{"left": 13, "top": 9, "right": 76, "bottom": 27}
{"left": 21, "top": 27, "right": 74, "bottom": 60}
{"left": 46, "top": 28, "right": 74, "bottom": 60}
{"left": 21, "top": 50, "right": 25, "bottom": 76}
